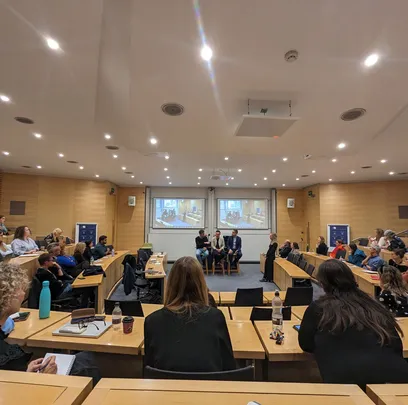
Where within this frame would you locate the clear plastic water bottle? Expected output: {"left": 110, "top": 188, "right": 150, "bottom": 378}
{"left": 90, "top": 256, "right": 95, "bottom": 266}
{"left": 271, "top": 290, "right": 283, "bottom": 339}
{"left": 39, "top": 280, "right": 51, "bottom": 319}
{"left": 111, "top": 248, "right": 115, "bottom": 257}
{"left": 112, "top": 302, "right": 122, "bottom": 331}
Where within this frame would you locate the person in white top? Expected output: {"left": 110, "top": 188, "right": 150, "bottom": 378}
{"left": 0, "top": 231, "right": 12, "bottom": 258}
{"left": 11, "top": 226, "right": 39, "bottom": 256}
{"left": 369, "top": 228, "right": 389, "bottom": 249}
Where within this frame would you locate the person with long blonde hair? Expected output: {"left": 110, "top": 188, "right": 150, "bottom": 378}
{"left": 260, "top": 233, "right": 278, "bottom": 282}
{"left": 144, "top": 256, "right": 236, "bottom": 372}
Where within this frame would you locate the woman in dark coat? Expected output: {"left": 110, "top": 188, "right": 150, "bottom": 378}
{"left": 260, "top": 233, "right": 278, "bottom": 282}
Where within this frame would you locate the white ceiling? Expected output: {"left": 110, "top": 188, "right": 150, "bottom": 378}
{"left": 1, "top": 0, "right": 408, "bottom": 188}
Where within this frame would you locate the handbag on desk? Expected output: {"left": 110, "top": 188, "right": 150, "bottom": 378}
{"left": 82, "top": 265, "right": 106, "bottom": 277}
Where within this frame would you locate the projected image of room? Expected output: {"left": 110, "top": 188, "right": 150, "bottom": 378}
{"left": 153, "top": 198, "right": 205, "bottom": 229}
{"left": 218, "top": 199, "right": 267, "bottom": 229}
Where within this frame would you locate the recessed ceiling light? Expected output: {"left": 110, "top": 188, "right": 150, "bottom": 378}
{"left": 165, "top": 155, "right": 170, "bottom": 160}
{"left": 198, "top": 177, "right": 201, "bottom": 179}
{"left": 200, "top": 45, "right": 213, "bottom": 61}
{"left": 46, "top": 37, "right": 60, "bottom": 50}
{"left": 140, "top": 181, "right": 143, "bottom": 184}
{"left": 329, "top": 178, "right": 333, "bottom": 181}
{"left": 254, "top": 183, "right": 257, "bottom": 186}
{"left": 226, "top": 183, "right": 229, "bottom": 186}
{"left": 2, "top": 151, "right": 10, "bottom": 156}
{"left": 164, "top": 168, "right": 168, "bottom": 171}
{"left": 272, "top": 169, "right": 276, "bottom": 173}
{"left": 231, "top": 177, "right": 234, "bottom": 180}
{"left": 364, "top": 53, "right": 379, "bottom": 67}
{"left": 224, "top": 157, "right": 229, "bottom": 161}
{"left": 296, "top": 178, "right": 300, "bottom": 181}
{"left": 0, "top": 94, "right": 10, "bottom": 103}
{"left": 104, "top": 133, "right": 111, "bottom": 140}
{"left": 312, "top": 170, "right": 316, "bottom": 173}
{"left": 389, "top": 171, "right": 395, "bottom": 175}
{"left": 166, "top": 176, "right": 170, "bottom": 179}
{"left": 282, "top": 157, "right": 288, "bottom": 162}
{"left": 36, "top": 165, "right": 42, "bottom": 169}
{"left": 332, "top": 158, "right": 337, "bottom": 163}
{"left": 380, "top": 159, "right": 387, "bottom": 164}
{"left": 150, "top": 137, "right": 158, "bottom": 145}
{"left": 79, "top": 166, "right": 84, "bottom": 170}
{"left": 95, "top": 174, "right": 99, "bottom": 178}
{"left": 197, "top": 182, "right": 200, "bottom": 185}
{"left": 351, "top": 171, "right": 355, "bottom": 174}
{"left": 199, "top": 168, "right": 203, "bottom": 172}
{"left": 113, "top": 154, "right": 118, "bottom": 159}
{"left": 273, "top": 135, "right": 279, "bottom": 139}
{"left": 337, "top": 142, "right": 346, "bottom": 149}
{"left": 168, "top": 182, "right": 172, "bottom": 185}
{"left": 131, "top": 175, "right": 135, "bottom": 178}
{"left": 263, "top": 177, "right": 267, "bottom": 180}
{"left": 58, "top": 153, "right": 64, "bottom": 158}
{"left": 282, "top": 184, "right": 286, "bottom": 187}
{"left": 121, "top": 167, "right": 126, "bottom": 170}
{"left": 238, "top": 169, "right": 242, "bottom": 172}
{"left": 33, "top": 132, "right": 42, "bottom": 139}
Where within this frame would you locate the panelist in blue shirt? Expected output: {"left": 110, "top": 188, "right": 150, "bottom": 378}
{"left": 362, "top": 245, "right": 384, "bottom": 272}
{"left": 227, "top": 229, "right": 242, "bottom": 268}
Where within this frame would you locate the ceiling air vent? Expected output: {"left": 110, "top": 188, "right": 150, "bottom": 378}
{"left": 105, "top": 145, "right": 119, "bottom": 150}
{"left": 15, "top": 116, "right": 34, "bottom": 124}
{"left": 124, "top": 171, "right": 133, "bottom": 174}
{"left": 161, "top": 103, "right": 184, "bottom": 116}
{"left": 398, "top": 172, "right": 408, "bottom": 175}
{"left": 340, "top": 108, "right": 366, "bottom": 121}
{"left": 301, "top": 175, "right": 309, "bottom": 178}
{"left": 21, "top": 165, "right": 32, "bottom": 168}
{"left": 361, "top": 165, "right": 372, "bottom": 169}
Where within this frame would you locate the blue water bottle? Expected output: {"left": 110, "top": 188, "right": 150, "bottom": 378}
{"left": 39, "top": 280, "right": 51, "bottom": 319}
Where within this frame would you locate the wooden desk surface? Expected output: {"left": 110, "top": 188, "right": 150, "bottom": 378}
{"left": 84, "top": 379, "right": 371, "bottom": 405}
{"left": 0, "top": 370, "right": 92, "bottom": 405}
{"left": 218, "top": 306, "right": 231, "bottom": 320}
{"left": 141, "top": 303, "right": 163, "bottom": 318}
{"left": 219, "top": 291, "right": 269, "bottom": 305}
{"left": 230, "top": 306, "right": 260, "bottom": 321}
{"left": 255, "top": 320, "right": 311, "bottom": 362}
{"left": 226, "top": 320, "right": 265, "bottom": 360}
{"left": 292, "top": 306, "right": 308, "bottom": 320}
{"left": 209, "top": 291, "right": 220, "bottom": 305}
{"left": 263, "top": 290, "right": 286, "bottom": 303}
{"left": 275, "top": 258, "right": 311, "bottom": 279}
{"left": 145, "top": 252, "right": 167, "bottom": 279}
{"left": 347, "top": 263, "right": 380, "bottom": 287}
{"left": 367, "top": 383, "right": 408, "bottom": 405}
{"left": 6, "top": 309, "right": 71, "bottom": 345}
{"left": 72, "top": 250, "right": 129, "bottom": 288}
{"left": 396, "top": 318, "right": 408, "bottom": 358}
{"left": 27, "top": 315, "right": 144, "bottom": 355}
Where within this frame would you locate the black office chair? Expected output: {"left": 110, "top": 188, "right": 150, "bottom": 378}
{"left": 298, "top": 259, "right": 308, "bottom": 271}
{"left": 336, "top": 250, "right": 347, "bottom": 259}
{"left": 250, "top": 305, "right": 292, "bottom": 321}
{"left": 284, "top": 287, "right": 313, "bottom": 306}
{"left": 359, "top": 238, "right": 369, "bottom": 247}
{"left": 104, "top": 299, "right": 144, "bottom": 317}
{"left": 287, "top": 252, "right": 294, "bottom": 263}
{"left": 292, "top": 253, "right": 301, "bottom": 266}
{"left": 305, "top": 263, "right": 315, "bottom": 277}
{"left": 35, "top": 239, "right": 47, "bottom": 249}
{"left": 144, "top": 365, "right": 254, "bottom": 381}
{"left": 234, "top": 287, "right": 263, "bottom": 306}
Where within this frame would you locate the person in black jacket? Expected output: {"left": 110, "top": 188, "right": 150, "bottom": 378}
{"left": 316, "top": 236, "right": 328, "bottom": 255}
{"left": 261, "top": 233, "right": 278, "bottom": 282}
{"left": 195, "top": 229, "right": 210, "bottom": 266}
{"left": 83, "top": 240, "right": 94, "bottom": 262}
{"left": 279, "top": 240, "right": 291, "bottom": 258}
{"left": 299, "top": 259, "right": 408, "bottom": 386}
{"left": 144, "top": 256, "right": 236, "bottom": 372}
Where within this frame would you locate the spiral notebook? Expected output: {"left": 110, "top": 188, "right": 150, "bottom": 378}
{"left": 43, "top": 353, "right": 76, "bottom": 375}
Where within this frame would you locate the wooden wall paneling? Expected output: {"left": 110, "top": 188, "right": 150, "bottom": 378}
{"left": 115, "top": 187, "right": 146, "bottom": 253}
{"left": 105, "top": 183, "right": 117, "bottom": 245}
{"left": 303, "top": 185, "right": 320, "bottom": 248}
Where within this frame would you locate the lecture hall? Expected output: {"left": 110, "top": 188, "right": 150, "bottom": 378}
{"left": 1, "top": 1, "right": 408, "bottom": 404}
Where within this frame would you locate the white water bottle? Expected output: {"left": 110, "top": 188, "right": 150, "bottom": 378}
{"left": 272, "top": 290, "right": 283, "bottom": 338}
{"left": 112, "top": 302, "right": 122, "bottom": 331}
{"left": 111, "top": 248, "right": 115, "bottom": 257}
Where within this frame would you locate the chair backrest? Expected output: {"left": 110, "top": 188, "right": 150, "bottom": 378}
{"left": 284, "top": 287, "right": 313, "bottom": 306}
{"left": 292, "top": 253, "right": 301, "bottom": 266}
{"left": 299, "top": 259, "right": 308, "bottom": 271}
{"left": 35, "top": 239, "right": 47, "bottom": 249}
{"left": 287, "top": 252, "right": 294, "bottom": 263}
{"left": 144, "top": 365, "right": 254, "bottom": 381}
{"left": 234, "top": 287, "right": 263, "bottom": 306}
{"left": 104, "top": 299, "right": 144, "bottom": 317}
{"left": 27, "top": 276, "right": 42, "bottom": 309}
{"left": 336, "top": 250, "right": 347, "bottom": 259}
{"left": 359, "top": 238, "right": 369, "bottom": 247}
{"left": 305, "top": 263, "right": 315, "bottom": 277}
{"left": 250, "top": 307, "right": 272, "bottom": 321}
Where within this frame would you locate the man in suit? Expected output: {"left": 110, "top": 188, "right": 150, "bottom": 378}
{"left": 227, "top": 229, "right": 242, "bottom": 268}
{"left": 211, "top": 230, "right": 225, "bottom": 265}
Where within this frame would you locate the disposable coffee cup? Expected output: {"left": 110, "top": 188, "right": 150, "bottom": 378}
{"left": 122, "top": 316, "right": 134, "bottom": 334}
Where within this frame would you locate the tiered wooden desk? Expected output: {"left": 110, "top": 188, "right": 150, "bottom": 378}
{"left": 209, "top": 291, "right": 220, "bottom": 305}
{"left": 273, "top": 258, "right": 311, "bottom": 290}
{"left": 82, "top": 379, "right": 372, "bottom": 405}
{"left": 358, "top": 245, "right": 408, "bottom": 262}
{"left": 72, "top": 250, "right": 129, "bottom": 312}
{"left": 292, "top": 306, "right": 308, "bottom": 320}
{"left": 141, "top": 303, "right": 163, "bottom": 317}
{"left": 367, "top": 384, "right": 408, "bottom": 405}
{"left": 302, "top": 252, "right": 329, "bottom": 277}
{"left": 0, "top": 370, "right": 92, "bottom": 405}
{"left": 145, "top": 252, "right": 167, "bottom": 297}
{"left": 6, "top": 309, "right": 70, "bottom": 345}
{"left": 10, "top": 253, "right": 41, "bottom": 282}
{"left": 64, "top": 243, "right": 76, "bottom": 255}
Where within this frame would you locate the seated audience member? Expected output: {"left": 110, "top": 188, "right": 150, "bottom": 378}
{"left": 211, "top": 230, "right": 225, "bottom": 265}
{"left": 195, "top": 229, "right": 210, "bottom": 266}
{"left": 227, "top": 229, "right": 242, "bottom": 268}
{"left": 261, "top": 233, "right": 278, "bottom": 283}
{"left": 347, "top": 243, "right": 366, "bottom": 267}
{"left": 74, "top": 242, "right": 89, "bottom": 267}
{"left": 0, "top": 263, "right": 100, "bottom": 379}
{"left": 44, "top": 228, "right": 63, "bottom": 246}
{"left": 361, "top": 245, "right": 384, "bottom": 272}
{"left": 47, "top": 243, "right": 79, "bottom": 278}
{"left": 0, "top": 231, "right": 13, "bottom": 258}
{"left": 379, "top": 266, "right": 408, "bottom": 317}
{"left": 329, "top": 239, "right": 346, "bottom": 259}
{"left": 0, "top": 216, "right": 8, "bottom": 235}
{"left": 299, "top": 259, "right": 408, "bottom": 385}
{"left": 144, "top": 256, "right": 236, "bottom": 372}
{"left": 389, "top": 248, "right": 408, "bottom": 278}
{"left": 385, "top": 230, "right": 406, "bottom": 252}
{"left": 316, "top": 236, "right": 329, "bottom": 256}
{"left": 11, "top": 226, "right": 39, "bottom": 256}
{"left": 369, "top": 228, "right": 388, "bottom": 249}
{"left": 83, "top": 240, "right": 94, "bottom": 262}
{"left": 291, "top": 242, "right": 300, "bottom": 255}
{"left": 279, "top": 240, "right": 291, "bottom": 259}
{"left": 93, "top": 235, "right": 111, "bottom": 260}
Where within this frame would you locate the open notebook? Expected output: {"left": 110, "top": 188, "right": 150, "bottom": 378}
{"left": 42, "top": 353, "right": 76, "bottom": 375}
